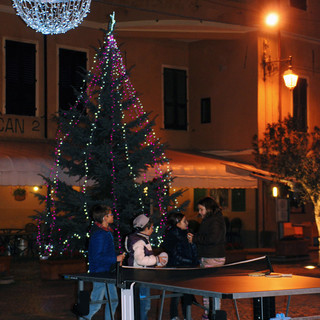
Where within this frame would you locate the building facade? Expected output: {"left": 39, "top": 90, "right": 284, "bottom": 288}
{"left": 0, "top": 0, "right": 318, "bottom": 248}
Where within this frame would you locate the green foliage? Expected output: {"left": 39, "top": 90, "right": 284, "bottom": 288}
{"left": 13, "top": 187, "right": 26, "bottom": 197}
{"left": 253, "top": 115, "right": 320, "bottom": 204}
{"left": 34, "top": 21, "right": 187, "bottom": 258}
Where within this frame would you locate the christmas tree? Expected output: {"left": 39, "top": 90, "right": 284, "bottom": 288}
{"left": 34, "top": 13, "right": 187, "bottom": 259}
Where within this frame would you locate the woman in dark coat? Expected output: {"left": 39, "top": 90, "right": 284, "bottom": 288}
{"left": 191, "top": 197, "right": 226, "bottom": 267}
{"left": 162, "top": 212, "right": 198, "bottom": 320}
{"left": 188, "top": 197, "right": 226, "bottom": 320}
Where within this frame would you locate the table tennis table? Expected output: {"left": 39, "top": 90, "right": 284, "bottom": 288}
{"left": 65, "top": 256, "right": 320, "bottom": 320}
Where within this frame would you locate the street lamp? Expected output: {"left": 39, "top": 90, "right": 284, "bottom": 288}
{"left": 263, "top": 12, "right": 299, "bottom": 90}
{"left": 265, "top": 12, "right": 279, "bottom": 27}
{"left": 262, "top": 51, "right": 299, "bottom": 89}
{"left": 283, "top": 66, "right": 299, "bottom": 90}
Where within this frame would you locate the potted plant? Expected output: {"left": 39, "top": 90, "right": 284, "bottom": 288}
{"left": 13, "top": 187, "right": 26, "bottom": 201}
{"left": 39, "top": 251, "right": 87, "bottom": 280}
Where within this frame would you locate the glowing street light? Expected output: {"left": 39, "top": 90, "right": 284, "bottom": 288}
{"left": 263, "top": 12, "right": 299, "bottom": 89}
{"left": 265, "top": 13, "right": 279, "bottom": 27}
{"left": 272, "top": 186, "right": 279, "bottom": 198}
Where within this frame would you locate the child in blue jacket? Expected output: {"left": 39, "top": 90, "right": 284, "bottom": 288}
{"left": 83, "top": 205, "right": 124, "bottom": 320}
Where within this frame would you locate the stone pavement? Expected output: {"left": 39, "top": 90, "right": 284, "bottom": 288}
{"left": 0, "top": 252, "right": 319, "bottom": 320}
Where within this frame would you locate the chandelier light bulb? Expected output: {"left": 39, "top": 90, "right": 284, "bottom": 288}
{"left": 12, "top": 0, "right": 92, "bottom": 35}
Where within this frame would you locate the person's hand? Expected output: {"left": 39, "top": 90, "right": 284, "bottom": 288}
{"left": 117, "top": 253, "right": 126, "bottom": 266}
{"left": 187, "top": 232, "right": 194, "bottom": 243}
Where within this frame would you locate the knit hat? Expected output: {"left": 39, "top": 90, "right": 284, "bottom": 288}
{"left": 133, "top": 214, "right": 150, "bottom": 229}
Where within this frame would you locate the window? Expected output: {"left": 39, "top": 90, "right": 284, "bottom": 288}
{"left": 210, "top": 189, "right": 229, "bottom": 208}
{"left": 5, "top": 40, "right": 36, "bottom": 116}
{"left": 194, "top": 188, "right": 229, "bottom": 210}
{"left": 231, "top": 189, "right": 246, "bottom": 212}
{"left": 290, "top": 0, "right": 307, "bottom": 10}
{"left": 163, "top": 67, "right": 187, "bottom": 130}
{"left": 289, "top": 191, "right": 305, "bottom": 214}
{"left": 201, "top": 98, "right": 211, "bottom": 124}
{"left": 59, "top": 48, "right": 87, "bottom": 111}
{"left": 293, "top": 77, "right": 307, "bottom": 132}
{"left": 193, "top": 188, "right": 207, "bottom": 211}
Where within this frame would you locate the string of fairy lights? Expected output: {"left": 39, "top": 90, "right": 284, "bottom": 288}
{"left": 37, "top": 13, "right": 176, "bottom": 257}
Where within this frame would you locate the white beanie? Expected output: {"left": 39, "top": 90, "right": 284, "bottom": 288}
{"left": 133, "top": 214, "right": 150, "bottom": 229}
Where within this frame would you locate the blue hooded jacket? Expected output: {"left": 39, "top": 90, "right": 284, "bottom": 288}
{"left": 88, "top": 223, "right": 117, "bottom": 273}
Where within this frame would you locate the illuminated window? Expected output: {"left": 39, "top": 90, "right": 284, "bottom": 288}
{"left": 5, "top": 40, "right": 36, "bottom": 116}
{"left": 163, "top": 67, "right": 187, "bottom": 130}
{"left": 293, "top": 78, "right": 307, "bottom": 132}
{"left": 290, "top": 0, "right": 307, "bottom": 11}
{"left": 59, "top": 48, "right": 87, "bottom": 111}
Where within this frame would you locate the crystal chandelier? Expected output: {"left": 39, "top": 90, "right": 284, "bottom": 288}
{"left": 12, "top": 0, "right": 92, "bottom": 35}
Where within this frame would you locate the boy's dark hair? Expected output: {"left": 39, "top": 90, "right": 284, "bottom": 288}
{"left": 138, "top": 219, "right": 153, "bottom": 232}
{"left": 91, "top": 204, "right": 110, "bottom": 223}
{"left": 166, "top": 211, "right": 184, "bottom": 227}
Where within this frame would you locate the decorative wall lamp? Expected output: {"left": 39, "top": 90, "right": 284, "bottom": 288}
{"left": 272, "top": 185, "right": 279, "bottom": 198}
{"left": 262, "top": 53, "right": 299, "bottom": 90}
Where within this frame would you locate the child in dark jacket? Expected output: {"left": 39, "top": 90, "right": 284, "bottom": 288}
{"left": 162, "top": 212, "right": 198, "bottom": 320}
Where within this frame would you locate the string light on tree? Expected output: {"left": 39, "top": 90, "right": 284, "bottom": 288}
{"left": 34, "top": 13, "right": 186, "bottom": 258}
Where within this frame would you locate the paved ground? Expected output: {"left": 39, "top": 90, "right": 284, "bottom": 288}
{"left": 0, "top": 252, "right": 319, "bottom": 320}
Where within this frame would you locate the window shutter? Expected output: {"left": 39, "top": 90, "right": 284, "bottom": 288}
{"left": 293, "top": 78, "right": 307, "bottom": 132}
{"left": 5, "top": 40, "right": 36, "bottom": 116}
{"left": 59, "top": 48, "right": 87, "bottom": 111}
{"left": 163, "top": 68, "right": 187, "bottom": 130}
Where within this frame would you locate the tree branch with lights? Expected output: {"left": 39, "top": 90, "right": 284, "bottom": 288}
{"left": 33, "top": 14, "right": 187, "bottom": 259}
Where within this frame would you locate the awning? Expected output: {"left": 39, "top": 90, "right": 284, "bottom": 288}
{"left": 0, "top": 141, "right": 51, "bottom": 185}
{"left": 144, "top": 150, "right": 258, "bottom": 189}
{"left": 0, "top": 155, "right": 51, "bottom": 185}
{"left": 0, "top": 142, "right": 259, "bottom": 188}
{"left": 0, "top": 141, "right": 85, "bottom": 186}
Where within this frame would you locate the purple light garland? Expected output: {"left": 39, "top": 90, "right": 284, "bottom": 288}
{"left": 37, "top": 23, "right": 175, "bottom": 256}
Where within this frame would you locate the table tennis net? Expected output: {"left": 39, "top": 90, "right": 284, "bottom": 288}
{"left": 211, "top": 255, "right": 273, "bottom": 276}
{"left": 119, "top": 256, "right": 273, "bottom": 284}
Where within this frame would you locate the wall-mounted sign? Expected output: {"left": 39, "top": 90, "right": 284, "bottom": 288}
{"left": 0, "top": 116, "right": 43, "bottom": 138}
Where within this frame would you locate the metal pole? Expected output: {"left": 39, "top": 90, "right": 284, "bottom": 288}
{"left": 277, "top": 0, "right": 282, "bottom": 121}
{"left": 278, "top": 28, "right": 282, "bottom": 121}
{"left": 44, "top": 35, "right": 48, "bottom": 139}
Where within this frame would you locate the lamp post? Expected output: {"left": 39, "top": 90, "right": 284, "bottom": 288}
{"left": 262, "top": 51, "right": 299, "bottom": 89}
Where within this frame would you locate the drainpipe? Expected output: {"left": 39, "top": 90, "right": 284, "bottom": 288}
{"left": 44, "top": 35, "right": 48, "bottom": 139}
